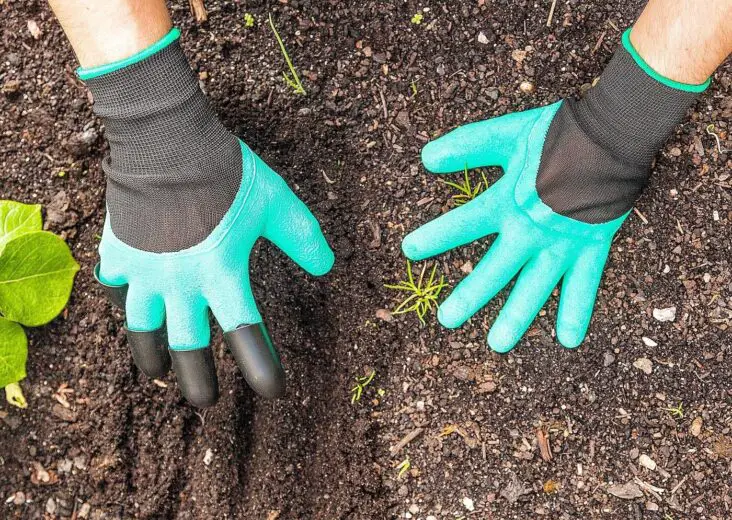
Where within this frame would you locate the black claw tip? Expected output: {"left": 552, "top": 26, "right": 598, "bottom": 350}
{"left": 93, "top": 263, "right": 127, "bottom": 309}
{"left": 127, "top": 328, "right": 171, "bottom": 378}
{"left": 170, "top": 348, "right": 219, "bottom": 408}
{"left": 225, "top": 323, "right": 285, "bottom": 399}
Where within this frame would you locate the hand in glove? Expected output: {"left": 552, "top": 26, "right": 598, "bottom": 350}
{"left": 402, "top": 29, "right": 708, "bottom": 353}
{"left": 83, "top": 29, "right": 334, "bottom": 406}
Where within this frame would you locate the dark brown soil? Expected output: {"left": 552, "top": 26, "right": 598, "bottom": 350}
{"left": 1, "top": 0, "right": 730, "bottom": 519}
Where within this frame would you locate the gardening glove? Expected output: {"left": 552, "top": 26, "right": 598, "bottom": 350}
{"left": 402, "top": 29, "right": 709, "bottom": 353}
{"left": 83, "top": 28, "right": 334, "bottom": 407}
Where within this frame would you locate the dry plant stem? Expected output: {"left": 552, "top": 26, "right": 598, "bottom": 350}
{"left": 268, "top": 13, "right": 306, "bottom": 95}
{"left": 189, "top": 0, "right": 208, "bottom": 23}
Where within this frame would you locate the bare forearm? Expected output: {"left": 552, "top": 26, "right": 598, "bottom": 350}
{"left": 631, "top": 0, "right": 732, "bottom": 84}
{"left": 48, "top": 0, "right": 171, "bottom": 68}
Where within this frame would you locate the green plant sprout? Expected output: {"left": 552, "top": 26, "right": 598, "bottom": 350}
{"left": 665, "top": 402, "right": 684, "bottom": 419}
{"left": 411, "top": 13, "right": 423, "bottom": 25}
{"left": 396, "top": 456, "right": 411, "bottom": 478}
{"left": 268, "top": 13, "right": 306, "bottom": 95}
{"left": 350, "top": 369, "right": 376, "bottom": 404}
{"left": 441, "top": 166, "right": 489, "bottom": 206}
{"left": 410, "top": 80, "right": 418, "bottom": 98}
{"left": 0, "top": 200, "right": 79, "bottom": 408}
{"left": 244, "top": 13, "right": 255, "bottom": 28}
{"left": 385, "top": 261, "right": 448, "bottom": 325}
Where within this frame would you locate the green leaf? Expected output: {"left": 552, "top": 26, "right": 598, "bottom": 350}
{"left": 0, "top": 200, "right": 42, "bottom": 251}
{"left": 0, "top": 317, "right": 27, "bottom": 388}
{"left": 0, "top": 231, "right": 79, "bottom": 326}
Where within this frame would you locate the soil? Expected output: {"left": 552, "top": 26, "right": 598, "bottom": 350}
{"left": 1, "top": 0, "right": 731, "bottom": 519}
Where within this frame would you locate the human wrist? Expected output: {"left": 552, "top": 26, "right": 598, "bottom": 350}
{"left": 572, "top": 29, "right": 707, "bottom": 167}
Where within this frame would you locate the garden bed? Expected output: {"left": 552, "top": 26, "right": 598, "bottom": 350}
{"left": 1, "top": 0, "right": 730, "bottom": 518}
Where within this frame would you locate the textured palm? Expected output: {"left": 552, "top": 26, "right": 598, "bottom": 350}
{"left": 402, "top": 103, "right": 624, "bottom": 352}
{"left": 98, "top": 142, "right": 333, "bottom": 350}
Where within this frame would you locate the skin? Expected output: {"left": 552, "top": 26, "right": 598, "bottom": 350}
{"left": 48, "top": 0, "right": 171, "bottom": 68}
{"left": 631, "top": 0, "right": 732, "bottom": 84}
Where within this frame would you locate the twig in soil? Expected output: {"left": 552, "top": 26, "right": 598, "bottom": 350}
{"left": 536, "top": 428, "right": 552, "bottom": 462}
{"left": 350, "top": 370, "right": 376, "bottom": 404}
{"left": 189, "top": 0, "right": 208, "bottom": 23}
{"left": 546, "top": 0, "right": 558, "bottom": 27}
{"left": 634, "top": 476, "right": 665, "bottom": 502}
{"left": 670, "top": 474, "right": 688, "bottom": 495}
{"left": 390, "top": 427, "right": 424, "bottom": 455}
{"left": 268, "top": 14, "right": 306, "bottom": 95}
{"left": 385, "top": 261, "right": 448, "bottom": 325}
{"left": 706, "top": 124, "right": 730, "bottom": 153}
{"left": 592, "top": 31, "right": 607, "bottom": 54}
{"left": 633, "top": 207, "right": 649, "bottom": 224}
{"left": 379, "top": 88, "right": 388, "bottom": 119}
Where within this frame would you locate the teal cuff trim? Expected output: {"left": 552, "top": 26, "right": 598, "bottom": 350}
{"left": 77, "top": 27, "right": 181, "bottom": 81}
{"left": 622, "top": 28, "right": 710, "bottom": 93}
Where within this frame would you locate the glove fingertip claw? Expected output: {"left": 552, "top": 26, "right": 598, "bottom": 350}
{"left": 400, "top": 233, "right": 422, "bottom": 261}
{"left": 310, "top": 247, "right": 335, "bottom": 277}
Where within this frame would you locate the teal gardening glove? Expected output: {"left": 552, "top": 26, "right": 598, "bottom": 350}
{"left": 403, "top": 29, "right": 709, "bottom": 353}
{"left": 82, "top": 29, "right": 334, "bottom": 406}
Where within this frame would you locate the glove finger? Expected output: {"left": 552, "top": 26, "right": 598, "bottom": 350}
{"left": 438, "top": 235, "right": 533, "bottom": 328}
{"left": 421, "top": 110, "right": 536, "bottom": 173}
{"left": 94, "top": 263, "right": 127, "bottom": 309}
{"left": 487, "top": 252, "right": 566, "bottom": 353}
{"left": 208, "top": 277, "right": 285, "bottom": 399}
{"left": 124, "top": 284, "right": 170, "bottom": 378}
{"left": 262, "top": 175, "right": 334, "bottom": 276}
{"left": 169, "top": 347, "right": 218, "bottom": 408}
{"left": 166, "top": 295, "right": 218, "bottom": 407}
{"left": 556, "top": 244, "right": 610, "bottom": 349}
{"left": 402, "top": 180, "right": 504, "bottom": 260}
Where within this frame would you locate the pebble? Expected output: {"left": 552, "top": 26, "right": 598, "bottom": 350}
{"left": 203, "top": 448, "right": 214, "bottom": 466}
{"left": 46, "top": 497, "right": 56, "bottom": 515}
{"left": 477, "top": 32, "right": 490, "bottom": 45}
{"left": 462, "top": 497, "right": 475, "bottom": 511}
{"left": 603, "top": 352, "right": 616, "bottom": 367}
{"left": 519, "top": 81, "right": 534, "bottom": 93}
{"left": 646, "top": 501, "right": 659, "bottom": 511}
{"left": 641, "top": 337, "right": 658, "bottom": 347}
{"left": 408, "top": 504, "right": 419, "bottom": 514}
{"left": 652, "top": 306, "right": 676, "bottom": 322}
{"left": 690, "top": 417, "right": 703, "bottom": 437}
{"left": 638, "top": 454, "right": 656, "bottom": 471}
{"left": 633, "top": 357, "right": 653, "bottom": 375}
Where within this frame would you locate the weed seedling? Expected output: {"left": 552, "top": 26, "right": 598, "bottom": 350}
{"left": 410, "top": 80, "right": 418, "bottom": 98}
{"left": 385, "top": 261, "right": 448, "bottom": 325}
{"left": 441, "top": 166, "right": 489, "bottom": 206}
{"left": 411, "top": 13, "right": 424, "bottom": 25}
{"left": 396, "top": 456, "right": 411, "bottom": 478}
{"left": 665, "top": 402, "right": 684, "bottom": 419}
{"left": 244, "top": 13, "right": 255, "bottom": 27}
{"left": 268, "top": 13, "right": 306, "bottom": 95}
{"left": 350, "top": 369, "right": 376, "bottom": 404}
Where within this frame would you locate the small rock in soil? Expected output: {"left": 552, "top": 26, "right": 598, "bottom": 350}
{"left": 462, "top": 497, "right": 475, "bottom": 511}
{"left": 638, "top": 454, "right": 656, "bottom": 471}
{"left": 690, "top": 417, "right": 703, "bottom": 437}
{"left": 64, "top": 128, "right": 99, "bottom": 158}
{"left": 652, "top": 306, "right": 676, "bottom": 322}
{"left": 641, "top": 337, "right": 658, "bottom": 347}
{"left": 519, "top": 81, "right": 535, "bottom": 93}
{"left": 203, "top": 448, "right": 214, "bottom": 466}
{"left": 607, "top": 482, "right": 644, "bottom": 500}
{"left": 375, "top": 309, "right": 393, "bottom": 322}
{"left": 633, "top": 357, "right": 653, "bottom": 375}
{"left": 51, "top": 404, "right": 77, "bottom": 422}
{"left": 603, "top": 352, "right": 616, "bottom": 366}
